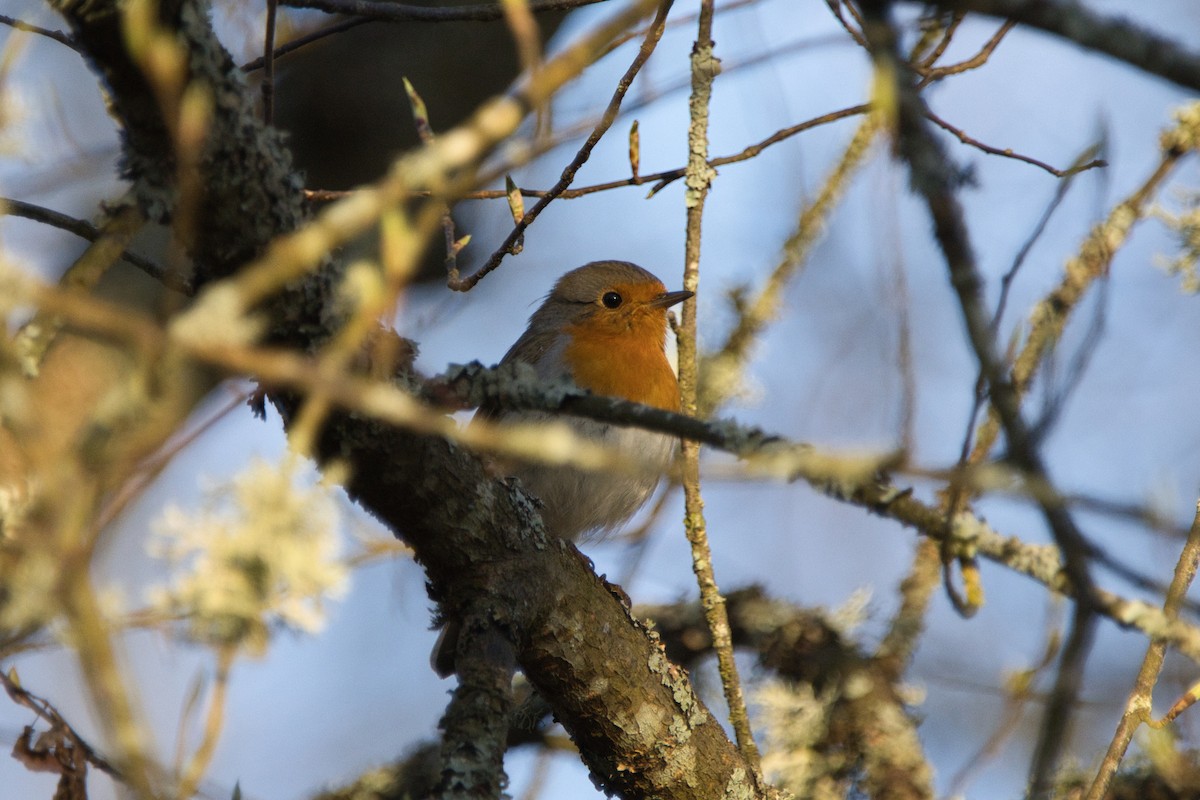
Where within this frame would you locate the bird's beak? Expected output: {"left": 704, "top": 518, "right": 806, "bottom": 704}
{"left": 649, "top": 290, "right": 693, "bottom": 309}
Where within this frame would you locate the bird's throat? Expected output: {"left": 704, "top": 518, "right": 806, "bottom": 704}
{"left": 563, "top": 328, "right": 681, "bottom": 412}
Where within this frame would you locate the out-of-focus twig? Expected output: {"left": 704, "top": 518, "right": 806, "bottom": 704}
{"left": 1085, "top": 500, "right": 1200, "bottom": 800}
{"left": 0, "top": 13, "right": 81, "bottom": 52}
{"left": 0, "top": 198, "right": 166, "bottom": 288}
{"left": 454, "top": 0, "right": 673, "bottom": 290}
{"left": 926, "top": 108, "right": 1107, "bottom": 177}
{"left": 699, "top": 113, "right": 879, "bottom": 414}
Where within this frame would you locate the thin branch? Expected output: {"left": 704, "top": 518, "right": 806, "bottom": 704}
{"left": 177, "top": 647, "right": 235, "bottom": 799}
{"left": 992, "top": 144, "right": 1100, "bottom": 331}
{"left": 0, "top": 197, "right": 171, "bottom": 289}
{"left": 241, "top": 17, "right": 371, "bottom": 73}
{"left": 926, "top": 108, "right": 1107, "bottom": 177}
{"left": 913, "top": 10, "right": 964, "bottom": 70}
{"left": 453, "top": 0, "right": 673, "bottom": 291}
{"left": 308, "top": 96, "right": 1101, "bottom": 209}
{"left": 916, "top": 19, "right": 1014, "bottom": 85}
{"left": 1, "top": 669, "right": 121, "bottom": 780}
{"left": 303, "top": 103, "right": 870, "bottom": 204}
{"left": 825, "top": 0, "right": 867, "bottom": 48}
{"left": 261, "top": 0, "right": 278, "bottom": 123}
{"left": 0, "top": 14, "right": 81, "bottom": 52}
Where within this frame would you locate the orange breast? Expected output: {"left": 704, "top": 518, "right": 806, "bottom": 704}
{"left": 563, "top": 326, "right": 681, "bottom": 412}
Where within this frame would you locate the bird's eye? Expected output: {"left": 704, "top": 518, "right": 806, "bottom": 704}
{"left": 601, "top": 291, "right": 623, "bottom": 309}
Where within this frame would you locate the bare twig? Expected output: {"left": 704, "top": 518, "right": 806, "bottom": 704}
{"left": 0, "top": 13, "right": 81, "bottom": 52}
{"left": 1, "top": 668, "right": 121, "bottom": 780}
{"left": 0, "top": 197, "right": 168, "bottom": 288}
{"left": 305, "top": 104, "right": 869, "bottom": 204}
{"left": 454, "top": 0, "right": 673, "bottom": 291}
{"left": 177, "top": 646, "right": 235, "bottom": 799}
{"left": 993, "top": 144, "right": 1102, "bottom": 331}
{"left": 824, "top": 0, "right": 867, "bottom": 48}
{"left": 926, "top": 108, "right": 1107, "bottom": 177}
{"left": 913, "top": 10, "right": 964, "bottom": 70}
{"left": 241, "top": 17, "right": 371, "bottom": 72}
{"left": 917, "top": 19, "right": 1014, "bottom": 85}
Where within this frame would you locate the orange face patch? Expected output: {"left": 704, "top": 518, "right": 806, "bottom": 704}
{"left": 562, "top": 280, "right": 681, "bottom": 412}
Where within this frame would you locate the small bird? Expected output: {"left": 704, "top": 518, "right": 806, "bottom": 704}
{"left": 484, "top": 259, "right": 692, "bottom": 539}
{"left": 434, "top": 260, "right": 690, "bottom": 675}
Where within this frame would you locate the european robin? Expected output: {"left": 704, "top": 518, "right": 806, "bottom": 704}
{"left": 433, "top": 260, "right": 691, "bottom": 675}
{"left": 484, "top": 259, "right": 692, "bottom": 539}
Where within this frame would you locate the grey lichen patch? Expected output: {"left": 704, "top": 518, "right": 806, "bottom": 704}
{"left": 667, "top": 713, "right": 692, "bottom": 742}
{"left": 1113, "top": 598, "right": 1161, "bottom": 631}
{"left": 651, "top": 649, "right": 709, "bottom": 730}
{"left": 685, "top": 41, "right": 721, "bottom": 209}
{"left": 661, "top": 728, "right": 699, "bottom": 782}
{"left": 723, "top": 766, "right": 761, "bottom": 800}
{"left": 633, "top": 700, "right": 671, "bottom": 740}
